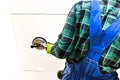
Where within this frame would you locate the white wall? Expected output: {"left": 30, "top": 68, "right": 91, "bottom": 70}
{"left": 12, "top": 14, "right": 66, "bottom": 71}
{"left": 0, "top": 0, "right": 20, "bottom": 80}
{"left": 12, "top": 0, "right": 79, "bottom": 13}
{"left": 0, "top": 0, "right": 119, "bottom": 80}
{"left": 11, "top": 0, "right": 78, "bottom": 80}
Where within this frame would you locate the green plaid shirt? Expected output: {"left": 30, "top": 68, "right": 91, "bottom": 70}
{"left": 51, "top": 0, "right": 120, "bottom": 73}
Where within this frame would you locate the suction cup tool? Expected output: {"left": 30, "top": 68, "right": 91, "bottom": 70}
{"left": 31, "top": 37, "right": 47, "bottom": 49}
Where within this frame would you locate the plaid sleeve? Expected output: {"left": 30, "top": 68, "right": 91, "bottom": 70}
{"left": 50, "top": 4, "right": 77, "bottom": 59}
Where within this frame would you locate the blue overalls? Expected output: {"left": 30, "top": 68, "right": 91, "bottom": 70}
{"left": 62, "top": 0, "right": 120, "bottom": 80}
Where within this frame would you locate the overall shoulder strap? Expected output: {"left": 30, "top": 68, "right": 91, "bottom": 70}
{"left": 90, "top": 0, "right": 102, "bottom": 44}
{"left": 88, "top": 0, "right": 120, "bottom": 61}
{"left": 90, "top": 16, "right": 120, "bottom": 61}
{"left": 87, "top": 0, "right": 104, "bottom": 61}
{"left": 102, "top": 17, "right": 120, "bottom": 48}
{"left": 89, "top": 0, "right": 103, "bottom": 50}
{"left": 90, "top": 0, "right": 120, "bottom": 49}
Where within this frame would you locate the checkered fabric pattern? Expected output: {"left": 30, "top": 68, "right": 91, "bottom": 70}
{"left": 50, "top": 0, "right": 120, "bottom": 73}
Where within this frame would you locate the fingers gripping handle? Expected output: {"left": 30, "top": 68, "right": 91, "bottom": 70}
{"left": 31, "top": 44, "right": 42, "bottom": 48}
{"left": 31, "top": 37, "right": 47, "bottom": 49}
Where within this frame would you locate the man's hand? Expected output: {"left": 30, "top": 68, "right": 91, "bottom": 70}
{"left": 31, "top": 37, "right": 47, "bottom": 50}
{"left": 31, "top": 43, "right": 45, "bottom": 50}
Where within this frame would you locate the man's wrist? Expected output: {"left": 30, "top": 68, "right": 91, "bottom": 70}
{"left": 46, "top": 43, "right": 53, "bottom": 54}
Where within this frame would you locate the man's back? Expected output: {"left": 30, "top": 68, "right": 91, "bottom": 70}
{"left": 51, "top": 0, "right": 120, "bottom": 74}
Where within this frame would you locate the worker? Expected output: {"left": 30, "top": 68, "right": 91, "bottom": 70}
{"left": 33, "top": 0, "right": 120, "bottom": 79}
